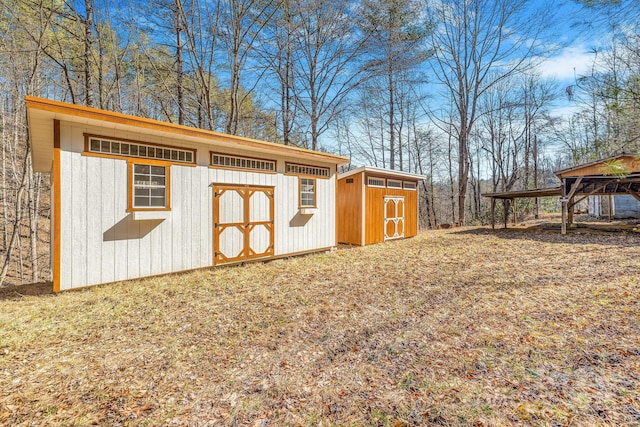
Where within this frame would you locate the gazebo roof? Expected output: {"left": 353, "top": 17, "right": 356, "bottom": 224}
{"left": 554, "top": 153, "right": 640, "bottom": 178}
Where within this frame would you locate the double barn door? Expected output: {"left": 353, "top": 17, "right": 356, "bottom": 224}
{"left": 213, "top": 185, "right": 274, "bottom": 265}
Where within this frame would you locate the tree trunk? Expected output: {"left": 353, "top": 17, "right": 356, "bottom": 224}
{"left": 175, "top": 0, "right": 184, "bottom": 125}
{"left": 30, "top": 168, "right": 41, "bottom": 283}
{"left": 84, "top": 0, "right": 94, "bottom": 107}
{"left": 1, "top": 109, "right": 8, "bottom": 251}
{"left": 534, "top": 134, "right": 539, "bottom": 219}
{"left": 458, "top": 130, "right": 469, "bottom": 226}
{"left": 0, "top": 140, "right": 30, "bottom": 287}
{"left": 448, "top": 129, "right": 456, "bottom": 224}
{"left": 388, "top": 60, "right": 395, "bottom": 169}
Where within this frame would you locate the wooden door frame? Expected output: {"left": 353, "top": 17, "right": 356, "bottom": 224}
{"left": 213, "top": 184, "right": 275, "bottom": 265}
{"left": 383, "top": 196, "right": 405, "bottom": 241}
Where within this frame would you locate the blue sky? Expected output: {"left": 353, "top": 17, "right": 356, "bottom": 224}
{"left": 528, "top": 0, "right": 634, "bottom": 117}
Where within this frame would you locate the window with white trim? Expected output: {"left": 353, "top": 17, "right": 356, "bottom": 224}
{"left": 286, "top": 162, "right": 329, "bottom": 178}
{"left": 88, "top": 136, "right": 194, "bottom": 164}
{"left": 132, "top": 164, "right": 168, "bottom": 208}
{"left": 387, "top": 179, "right": 402, "bottom": 188}
{"left": 403, "top": 181, "right": 417, "bottom": 190}
{"left": 367, "top": 177, "right": 385, "bottom": 187}
{"left": 300, "top": 178, "right": 316, "bottom": 208}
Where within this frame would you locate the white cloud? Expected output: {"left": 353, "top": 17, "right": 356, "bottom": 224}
{"left": 536, "top": 45, "right": 596, "bottom": 81}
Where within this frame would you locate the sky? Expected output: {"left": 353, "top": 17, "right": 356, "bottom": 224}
{"left": 529, "top": 0, "right": 634, "bottom": 118}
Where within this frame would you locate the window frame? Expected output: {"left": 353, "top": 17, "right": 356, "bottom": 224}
{"left": 210, "top": 151, "right": 277, "bottom": 173}
{"left": 127, "top": 160, "right": 171, "bottom": 212}
{"left": 403, "top": 181, "right": 417, "bottom": 190}
{"left": 285, "top": 162, "right": 330, "bottom": 179}
{"left": 387, "top": 179, "right": 403, "bottom": 189}
{"left": 84, "top": 134, "right": 196, "bottom": 165}
{"left": 367, "top": 176, "right": 386, "bottom": 188}
{"left": 298, "top": 177, "right": 317, "bottom": 208}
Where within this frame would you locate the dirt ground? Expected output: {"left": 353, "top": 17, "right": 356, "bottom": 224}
{"left": 0, "top": 227, "right": 639, "bottom": 426}
{"left": 0, "top": 282, "right": 53, "bottom": 301}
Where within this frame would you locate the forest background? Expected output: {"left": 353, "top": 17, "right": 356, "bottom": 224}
{"left": 1, "top": 0, "right": 639, "bottom": 286}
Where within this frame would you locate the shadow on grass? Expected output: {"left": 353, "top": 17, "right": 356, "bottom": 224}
{"left": 451, "top": 226, "right": 640, "bottom": 248}
{"left": 0, "top": 281, "right": 54, "bottom": 301}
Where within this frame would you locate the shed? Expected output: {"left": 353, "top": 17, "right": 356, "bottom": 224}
{"left": 337, "top": 166, "right": 424, "bottom": 245}
{"left": 589, "top": 194, "right": 640, "bottom": 219}
{"left": 26, "top": 97, "right": 348, "bottom": 292}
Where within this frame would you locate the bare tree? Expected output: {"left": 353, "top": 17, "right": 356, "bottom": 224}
{"left": 358, "top": 0, "right": 427, "bottom": 169}
{"left": 259, "top": 0, "right": 299, "bottom": 144}
{"left": 426, "top": 0, "right": 551, "bottom": 225}
{"left": 221, "top": 0, "right": 278, "bottom": 135}
{"left": 292, "top": 0, "right": 366, "bottom": 150}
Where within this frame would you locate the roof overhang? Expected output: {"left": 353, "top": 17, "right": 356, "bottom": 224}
{"left": 26, "top": 96, "right": 349, "bottom": 173}
{"left": 338, "top": 165, "right": 425, "bottom": 181}
{"left": 483, "top": 175, "right": 640, "bottom": 200}
{"left": 482, "top": 187, "right": 562, "bottom": 199}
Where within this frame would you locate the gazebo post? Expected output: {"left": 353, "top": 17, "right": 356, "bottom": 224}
{"left": 568, "top": 196, "right": 574, "bottom": 225}
{"left": 503, "top": 199, "right": 508, "bottom": 229}
{"left": 490, "top": 197, "right": 495, "bottom": 229}
{"left": 561, "top": 179, "right": 567, "bottom": 235}
{"left": 512, "top": 198, "right": 517, "bottom": 225}
{"left": 565, "top": 177, "right": 582, "bottom": 230}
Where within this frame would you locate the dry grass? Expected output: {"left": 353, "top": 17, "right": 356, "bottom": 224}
{"left": 1, "top": 228, "right": 639, "bottom": 426}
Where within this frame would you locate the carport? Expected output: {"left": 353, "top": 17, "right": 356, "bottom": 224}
{"left": 483, "top": 154, "right": 640, "bottom": 234}
{"left": 483, "top": 187, "right": 561, "bottom": 229}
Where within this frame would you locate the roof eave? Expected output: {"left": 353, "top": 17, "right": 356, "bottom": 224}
{"left": 26, "top": 96, "right": 349, "bottom": 171}
{"left": 339, "top": 165, "right": 425, "bottom": 181}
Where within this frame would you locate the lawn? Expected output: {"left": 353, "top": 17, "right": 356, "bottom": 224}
{"left": 1, "top": 228, "right": 639, "bottom": 426}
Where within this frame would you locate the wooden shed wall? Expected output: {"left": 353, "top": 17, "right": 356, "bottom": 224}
{"left": 337, "top": 173, "right": 363, "bottom": 245}
{"left": 58, "top": 121, "right": 337, "bottom": 290}
{"left": 364, "top": 186, "right": 418, "bottom": 245}
{"left": 557, "top": 156, "right": 640, "bottom": 177}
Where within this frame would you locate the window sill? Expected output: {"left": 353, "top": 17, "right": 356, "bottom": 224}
{"left": 299, "top": 207, "right": 317, "bottom": 215}
{"left": 133, "top": 210, "right": 170, "bottom": 221}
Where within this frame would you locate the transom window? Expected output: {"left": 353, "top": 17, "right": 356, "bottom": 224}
{"left": 367, "top": 177, "right": 386, "bottom": 187}
{"left": 87, "top": 136, "right": 194, "bottom": 164}
{"left": 387, "top": 179, "right": 403, "bottom": 188}
{"left": 132, "top": 164, "right": 168, "bottom": 209}
{"left": 403, "top": 181, "right": 417, "bottom": 190}
{"left": 286, "top": 162, "right": 330, "bottom": 178}
{"left": 211, "top": 153, "right": 275, "bottom": 172}
{"left": 300, "top": 178, "right": 316, "bottom": 208}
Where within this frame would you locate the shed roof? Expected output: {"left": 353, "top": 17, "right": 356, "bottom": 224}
{"left": 26, "top": 96, "right": 349, "bottom": 173}
{"left": 338, "top": 166, "right": 425, "bottom": 181}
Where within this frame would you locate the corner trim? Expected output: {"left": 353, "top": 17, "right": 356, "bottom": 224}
{"left": 53, "top": 119, "right": 61, "bottom": 292}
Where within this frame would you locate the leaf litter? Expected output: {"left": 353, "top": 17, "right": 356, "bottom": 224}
{"left": 0, "top": 227, "right": 639, "bottom": 426}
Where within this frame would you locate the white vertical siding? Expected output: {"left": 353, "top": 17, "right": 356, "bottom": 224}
{"left": 70, "top": 128, "right": 87, "bottom": 288}
{"left": 112, "top": 160, "right": 129, "bottom": 283}
{"left": 100, "top": 156, "right": 116, "bottom": 282}
{"left": 57, "top": 122, "right": 338, "bottom": 290}
{"left": 59, "top": 128, "right": 73, "bottom": 288}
